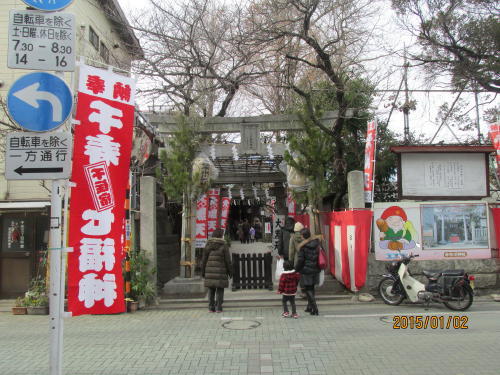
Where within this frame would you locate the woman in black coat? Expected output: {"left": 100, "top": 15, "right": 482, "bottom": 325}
{"left": 295, "top": 228, "right": 321, "bottom": 315}
{"left": 201, "top": 229, "right": 232, "bottom": 312}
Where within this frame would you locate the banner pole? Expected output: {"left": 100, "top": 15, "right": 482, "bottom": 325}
{"left": 49, "top": 179, "right": 64, "bottom": 375}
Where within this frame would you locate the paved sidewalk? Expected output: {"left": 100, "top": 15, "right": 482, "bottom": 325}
{"left": 1, "top": 302, "right": 500, "bottom": 375}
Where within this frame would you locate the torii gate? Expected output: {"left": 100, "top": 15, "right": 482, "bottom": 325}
{"left": 145, "top": 111, "right": 350, "bottom": 293}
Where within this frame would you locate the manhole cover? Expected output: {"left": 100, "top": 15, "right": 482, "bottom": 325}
{"left": 222, "top": 320, "right": 261, "bottom": 330}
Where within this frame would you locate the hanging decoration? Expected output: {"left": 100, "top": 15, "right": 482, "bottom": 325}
{"left": 209, "top": 144, "right": 216, "bottom": 160}
{"left": 232, "top": 144, "right": 239, "bottom": 161}
{"left": 267, "top": 144, "right": 274, "bottom": 160}
{"left": 240, "top": 188, "right": 245, "bottom": 200}
{"left": 226, "top": 184, "right": 234, "bottom": 199}
{"left": 192, "top": 153, "right": 219, "bottom": 198}
{"left": 264, "top": 187, "right": 270, "bottom": 201}
{"left": 252, "top": 185, "right": 259, "bottom": 202}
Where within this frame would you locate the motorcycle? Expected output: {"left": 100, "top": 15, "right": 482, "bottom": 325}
{"left": 378, "top": 253, "right": 474, "bottom": 311}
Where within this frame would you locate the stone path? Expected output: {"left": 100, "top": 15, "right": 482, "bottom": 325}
{"left": 1, "top": 302, "right": 499, "bottom": 375}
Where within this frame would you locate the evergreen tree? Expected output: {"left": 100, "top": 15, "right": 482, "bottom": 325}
{"left": 158, "top": 115, "right": 202, "bottom": 201}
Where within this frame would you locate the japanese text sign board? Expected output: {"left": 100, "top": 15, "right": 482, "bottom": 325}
{"left": 5, "top": 132, "right": 72, "bottom": 180}
{"left": 21, "top": 0, "right": 74, "bottom": 12}
{"left": 67, "top": 64, "right": 135, "bottom": 316}
{"left": 8, "top": 10, "right": 75, "bottom": 71}
{"left": 7, "top": 72, "right": 73, "bottom": 132}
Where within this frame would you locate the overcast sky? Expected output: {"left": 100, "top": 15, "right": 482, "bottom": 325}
{"left": 116, "top": 0, "right": 495, "bottom": 143}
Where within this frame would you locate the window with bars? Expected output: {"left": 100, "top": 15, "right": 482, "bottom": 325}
{"left": 89, "top": 26, "right": 99, "bottom": 50}
{"left": 100, "top": 42, "right": 109, "bottom": 64}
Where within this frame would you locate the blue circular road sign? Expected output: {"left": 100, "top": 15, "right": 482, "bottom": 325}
{"left": 7, "top": 72, "right": 73, "bottom": 132}
{"left": 21, "top": 0, "right": 74, "bottom": 12}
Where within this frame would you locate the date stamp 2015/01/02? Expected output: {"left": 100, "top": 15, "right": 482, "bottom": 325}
{"left": 393, "top": 315, "right": 468, "bottom": 329}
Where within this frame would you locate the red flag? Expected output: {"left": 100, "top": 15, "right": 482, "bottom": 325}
{"left": 287, "top": 191, "right": 296, "bottom": 217}
{"left": 67, "top": 65, "right": 135, "bottom": 316}
{"left": 207, "top": 188, "right": 220, "bottom": 237}
{"left": 489, "top": 123, "right": 500, "bottom": 179}
{"left": 220, "top": 197, "right": 231, "bottom": 231}
{"left": 328, "top": 210, "right": 373, "bottom": 291}
{"left": 491, "top": 208, "right": 500, "bottom": 252}
{"left": 363, "top": 120, "right": 377, "bottom": 203}
{"left": 195, "top": 193, "right": 209, "bottom": 248}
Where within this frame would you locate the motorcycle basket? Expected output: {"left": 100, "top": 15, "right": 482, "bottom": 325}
{"left": 440, "top": 271, "right": 465, "bottom": 296}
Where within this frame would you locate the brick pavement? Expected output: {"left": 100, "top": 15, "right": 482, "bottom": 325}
{"left": 1, "top": 304, "right": 500, "bottom": 375}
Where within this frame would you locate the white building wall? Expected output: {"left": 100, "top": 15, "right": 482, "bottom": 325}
{"left": 0, "top": 0, "right": 137, "bottom": 201}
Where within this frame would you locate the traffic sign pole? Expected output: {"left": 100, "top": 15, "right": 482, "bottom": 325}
{"left": 6, "top": 2, "right": 75, "bottom": 375}
{"left": 49, "top": 179, "right": 64, "bottom": 375}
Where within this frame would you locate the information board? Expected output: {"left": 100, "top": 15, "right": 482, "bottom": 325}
{"left": 8, "top": 10, "right": 75, "bottom": 71}
{"left": 401, "top": 153, "right": 488, "bottom": 198}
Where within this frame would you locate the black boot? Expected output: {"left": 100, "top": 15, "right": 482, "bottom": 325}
{"left": 305, "top": 288, "right": 319, "bottom": 315}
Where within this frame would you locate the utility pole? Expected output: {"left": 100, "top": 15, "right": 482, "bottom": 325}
{"left": 402, "top": 54, "right": 410, "bottom": 143}
{"left": 474, "top": 91, "right": 481, "bottom": 144}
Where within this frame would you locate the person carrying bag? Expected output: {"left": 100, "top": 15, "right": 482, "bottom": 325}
{"left": 295, "top": 228, "right": 322, "bottom": 316}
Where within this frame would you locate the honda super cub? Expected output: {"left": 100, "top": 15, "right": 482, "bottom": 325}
{"left": 378, "top": 253, "right": 474, "bottom": 311}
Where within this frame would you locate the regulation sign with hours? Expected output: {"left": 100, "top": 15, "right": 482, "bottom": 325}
{"left": 5, "top": 132, "right": 72, "bottom": 180}
{"left": 8, "top": 10, "right": 75, "bottom": 72}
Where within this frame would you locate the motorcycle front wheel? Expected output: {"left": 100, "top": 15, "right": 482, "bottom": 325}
{"left": 378, "top": 277, "right": 405, "bottom": 306}
{"left": 443, "top": 285, "right": 473, "bottom": 311}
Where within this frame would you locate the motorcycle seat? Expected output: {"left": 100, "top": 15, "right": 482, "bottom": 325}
{"left": 422, "top": 270, "right": 441, "bottom": 279}
{"left": 423, "top": 269, "right": 465, "bottom": 279}
{"left": 441, "top": 269, "right": 465, "bottom": 276}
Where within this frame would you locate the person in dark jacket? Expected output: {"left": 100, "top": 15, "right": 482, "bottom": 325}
{"left": 295, "top": 228, "right": 321, "bottom": 315}
{"left": 253, "top": 219, "right": 262, "bottom": 241}
{"left": 277, "top": 216, "right": 295, "bottom": 260}
{"left": 201, "top": 228, "right": 232, "bottom": 313}
{"left": 242, "top": 219, "right": 250, "bottom": 244}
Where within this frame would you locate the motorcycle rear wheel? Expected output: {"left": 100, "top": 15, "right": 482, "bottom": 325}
{"left": 443, "top": 285, "right": 473, "bottom": 311}
{"left": 378, "top": 277, "right": 405, "bottom": 306}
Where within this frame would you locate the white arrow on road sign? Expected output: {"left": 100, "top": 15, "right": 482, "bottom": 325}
{"left": 5, "top": 132, "right": 72, "bottom": 180}
{"left": 13, "top": 83, "right": 63, "bottom": 122}
{"left": 7, "top": 72, "right": 73, "bottom": 132}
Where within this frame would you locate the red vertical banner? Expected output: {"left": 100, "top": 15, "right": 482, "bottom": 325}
{"left": 363, "top": 120, "right": 378, "bottom": 203}
{"left": 220, "top": 196, "right": 231, "bottom": 231}
{"left": 328, "top": 210, "right": 373, "bottom": 291}
{"left": 207, "top": 188, "right": 220, "bottom": 237}
{"left": 67, "top": 64, "right": 135, "bottom": 316}
{"left": 491, "top": 208, "right": 500, "bottom": 253}
{"left": 195, "top": 193, "right": 209, "bottom": 248}
{"left": 287, "top": 191, "right": 296, "bottom": 217}
{"left": 489, "top": 123, "right": 500, "bottom": 179}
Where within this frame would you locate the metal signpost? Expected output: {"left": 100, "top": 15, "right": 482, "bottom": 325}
{"left": 6, "top": 72, "right": 73, "bottom": 132}
{"left": 6, "top": 2, "right": 75, "bottom": 375}
{"left": 5, "top": 132, "right": 72, "bottom": 180}
{"left": 8, "top": 10, "right": 75, "bottom": 71}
